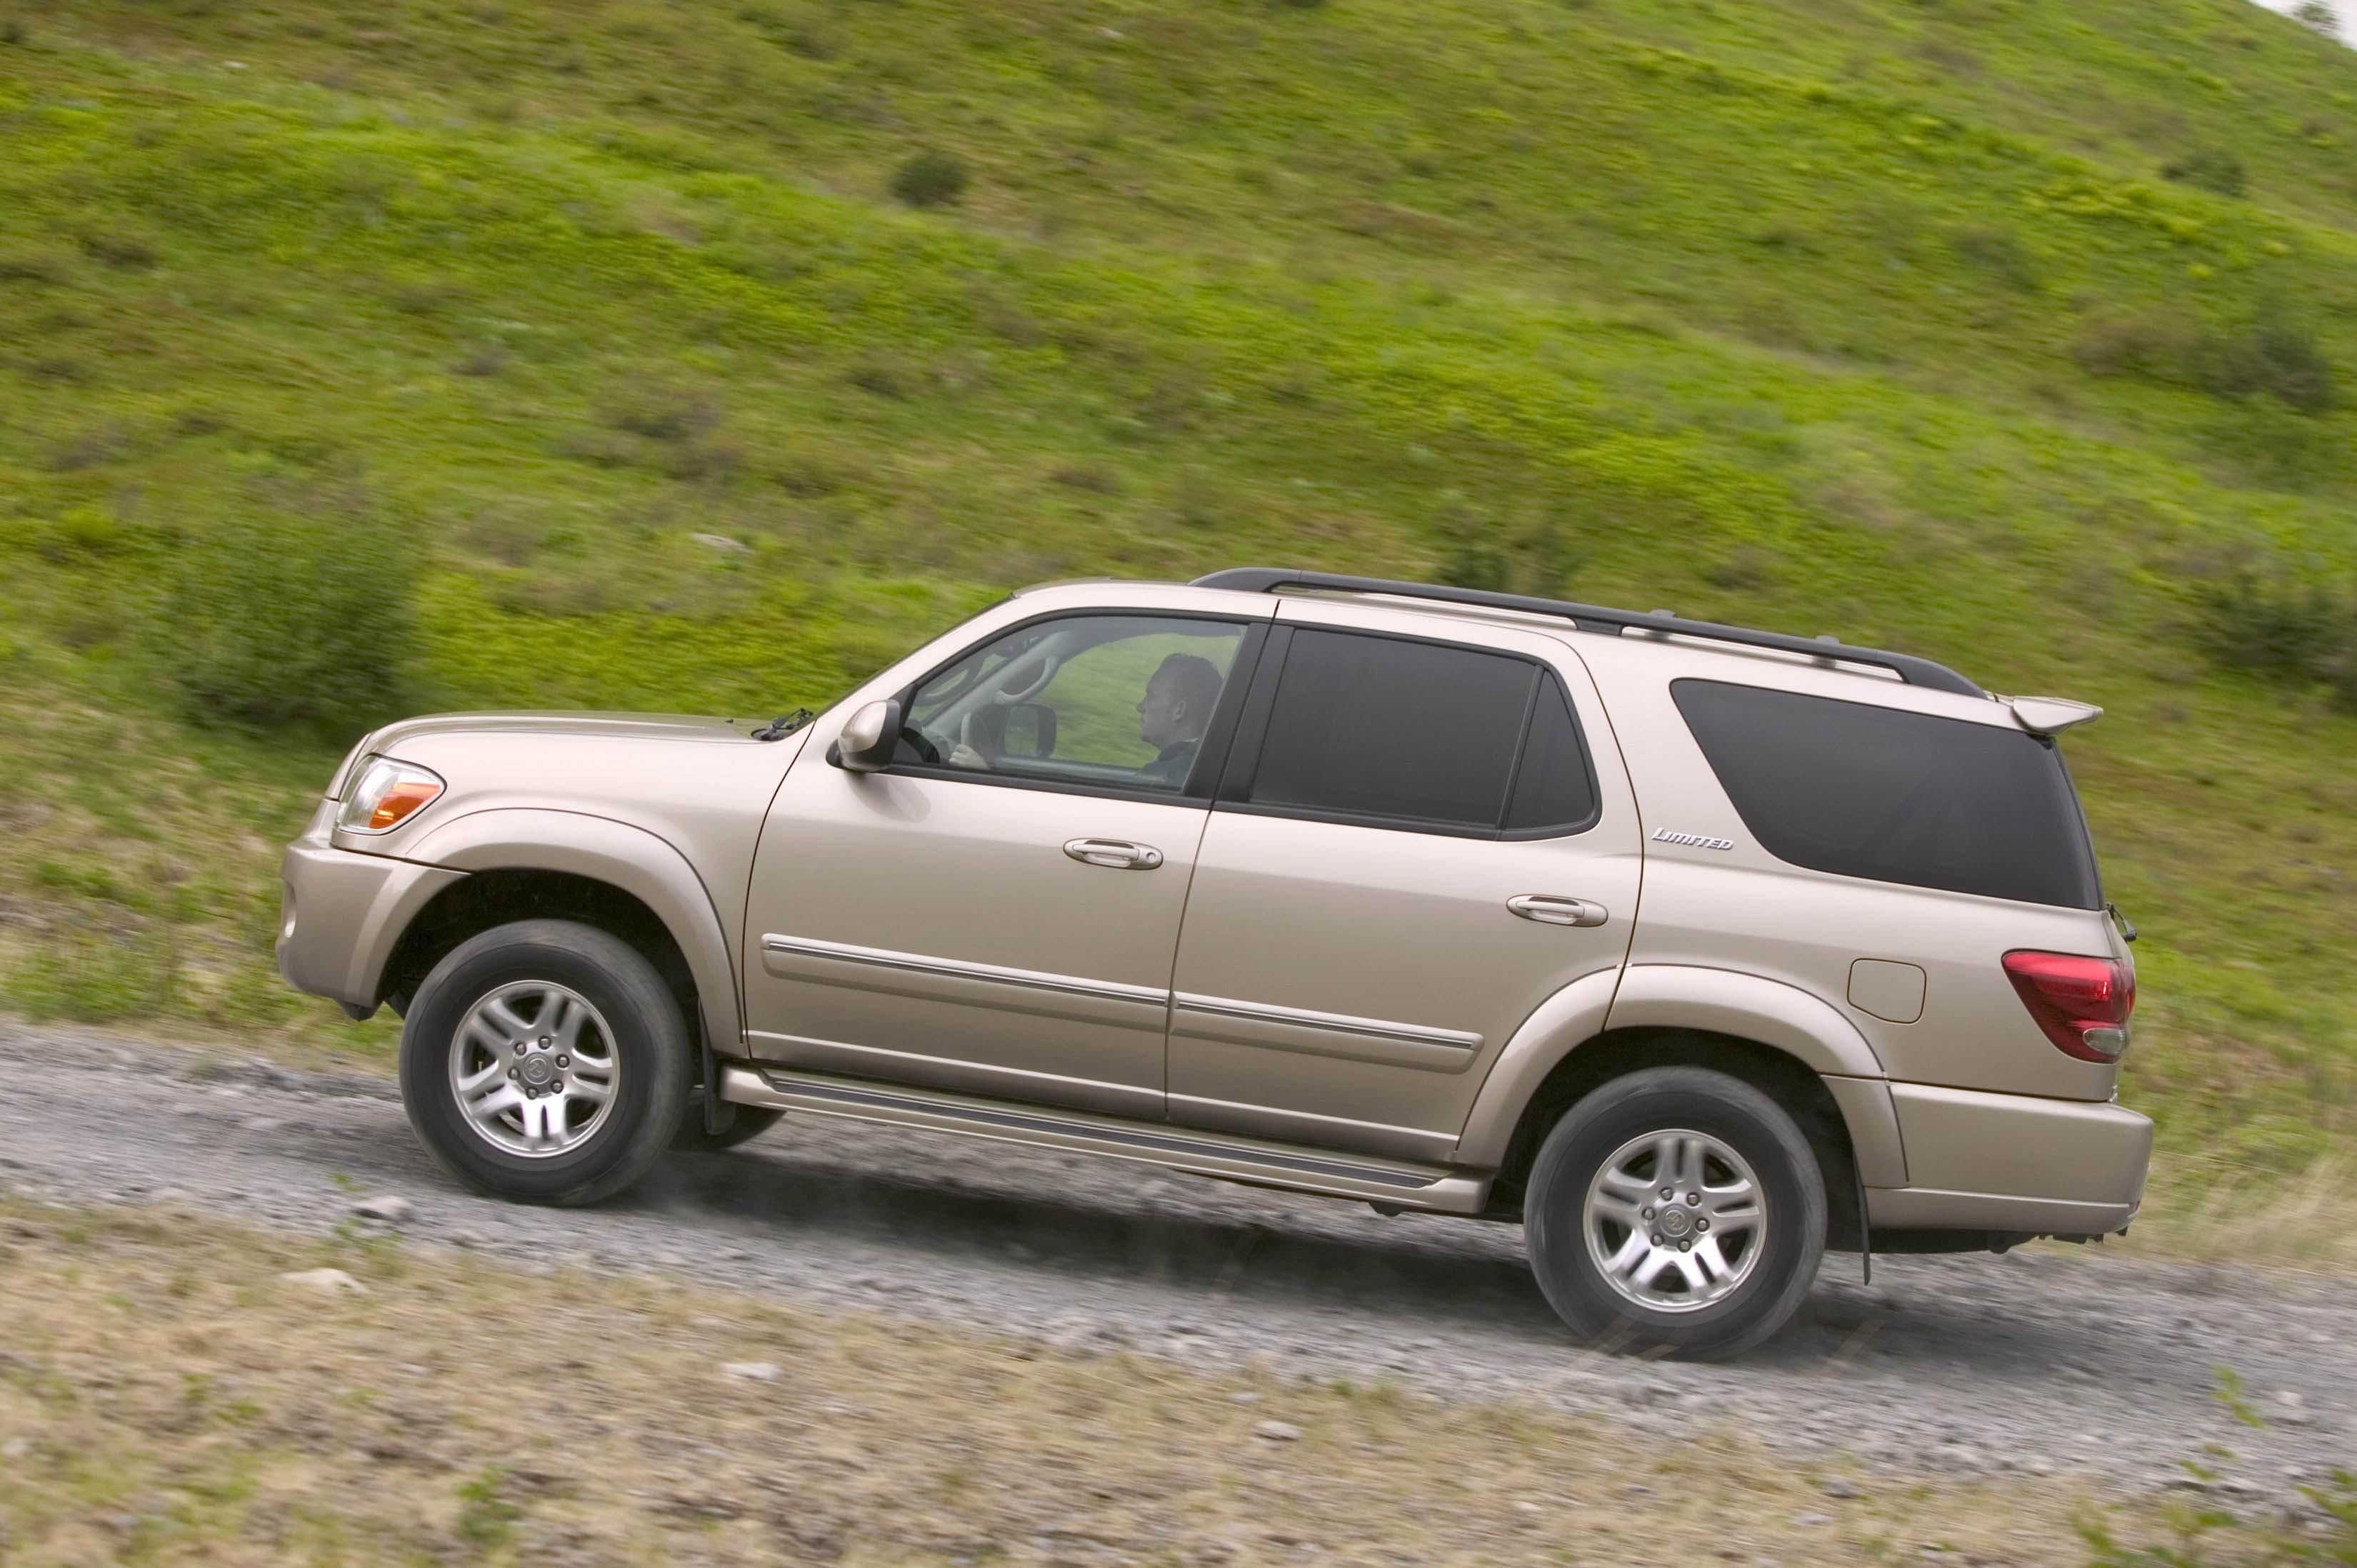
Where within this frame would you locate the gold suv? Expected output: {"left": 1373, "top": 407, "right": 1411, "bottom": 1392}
{"left": 279, "top": 569, "right": 2149, "bottom": 1357}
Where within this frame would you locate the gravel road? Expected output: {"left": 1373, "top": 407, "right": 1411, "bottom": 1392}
{"left": 4, "top": 1020, "right": 2350, "bottom": 1504}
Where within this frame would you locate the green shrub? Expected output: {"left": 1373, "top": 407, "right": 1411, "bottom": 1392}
{"left": 157, "top": 506, "right": 419, "bottom": 735}
{"left": 2073, "top": 312, "right": 2336, "bottom": 413}
{"left": 2160, "top": 147, "right": 2248, "bottom": 198}
{"left": 1435, "top": 541, "right": 1511, "bottom": 593}
{"left": 2073, "top": 308, "right": 2208, "bottom": 383}
{"left": 1946, "top": 224, "right": 2041, "bottom": 291}
{"left": 2193, "top": 566, "right": 2357, "bottom": 713}
{"left": 601, "top": 383, "right": 719, "bottom": 440}
{"left": 2198, "top": 323, "right": 2335, "bottom": 414}
{"left": 891, "top": 149, "right": 969, "bottom": 208}
{"left": 2207, "top": 401, "right": 2347, "bottom": 493}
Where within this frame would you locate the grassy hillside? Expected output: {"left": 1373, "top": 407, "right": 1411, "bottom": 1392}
{"left": 3, "top": 0, "right": 2355, "bottom": 1206}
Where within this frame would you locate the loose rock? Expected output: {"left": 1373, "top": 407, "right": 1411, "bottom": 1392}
{"left": 1253, "top": 1420, "right": 1301, "bottom": 1442}
{"left": 722, "top": 1361, "right": 780, "bottom": 1382}
{"left": 279, "top": 1267, "right": 367, "bottom": 1295}
{"left": 351, "top": 1195, "right": 414, "bottom": 1224}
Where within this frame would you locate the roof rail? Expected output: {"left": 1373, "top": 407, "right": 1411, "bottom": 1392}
{"left": 1189, "top": 567, "right": 1983, "bottom": 698}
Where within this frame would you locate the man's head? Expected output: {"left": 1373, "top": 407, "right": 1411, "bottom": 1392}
{"left": 1138, "top": 653, "right": 1223, "bottom": 750}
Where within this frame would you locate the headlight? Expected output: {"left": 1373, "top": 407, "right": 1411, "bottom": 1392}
{"left": 336, "top": 756, "right": 446, "bottom": 834}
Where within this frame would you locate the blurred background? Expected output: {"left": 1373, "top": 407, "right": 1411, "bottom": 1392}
{"left": 1, "top": 0, "right": 2353, "bottom": 1260}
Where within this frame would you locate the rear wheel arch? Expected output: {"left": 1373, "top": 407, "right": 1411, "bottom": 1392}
{"left": 1477, "top": 1026, "right": 1870, "bottom": 1252}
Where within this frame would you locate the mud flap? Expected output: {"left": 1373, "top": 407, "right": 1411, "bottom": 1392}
{"left": 697, "top": 1007, "right": 734, "bottom": 1137}
{"left": 1855, "top": 1160, "right": 1873, "bottom": 1287}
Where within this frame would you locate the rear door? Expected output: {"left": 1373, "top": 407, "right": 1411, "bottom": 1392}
{"left": 1165, "top": 600, "right": 1643, "bottom": 1162}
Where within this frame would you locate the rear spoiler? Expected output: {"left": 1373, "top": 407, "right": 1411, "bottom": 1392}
{"left": 2005, "top": 696, "right": 2101, "bottom": 735}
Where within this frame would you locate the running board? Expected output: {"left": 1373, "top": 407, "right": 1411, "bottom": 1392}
{"left": 719, "top": 1065, "right": 1491, "bottom": 1215}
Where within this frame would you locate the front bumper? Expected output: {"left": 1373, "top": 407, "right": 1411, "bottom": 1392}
{"left": 277, "top": 803, "right": 464, "bottom": 1015}
{"left": 1866, "top": 1081, "right": 2153, "bottom": 1237}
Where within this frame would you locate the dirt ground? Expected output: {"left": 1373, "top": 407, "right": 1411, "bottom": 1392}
{"left": 0, "top": 1200, "right": 2301, "bottom": 1568}
{"left": 4, "top": 1022, "right": 2353, "bottom": 1509}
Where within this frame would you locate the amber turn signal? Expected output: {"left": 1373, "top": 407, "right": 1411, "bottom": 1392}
{"left": 336, "top": 757, "right": 446, "bottom": 835}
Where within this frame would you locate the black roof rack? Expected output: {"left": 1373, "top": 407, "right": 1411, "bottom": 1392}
{"left": 1189, "top": 567, "right": 1983, "bottom": 698}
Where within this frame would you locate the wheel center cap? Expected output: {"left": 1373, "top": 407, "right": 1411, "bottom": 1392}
{"left": 1658, "top": 1206, "right": 1694, "bottom": 1238}
{"left": 519, "top": 1055, "right": 556, "bottom": 1088}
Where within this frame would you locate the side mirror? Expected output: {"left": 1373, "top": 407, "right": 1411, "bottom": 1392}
{"left": 828, "top": 698, "right": 901, "bottom": 773}
{"left": 985, "top": 701, "right": 1059, "bottom": 761}
{"left": 1001, "top": 700, "right": 1057, "bottom": 760}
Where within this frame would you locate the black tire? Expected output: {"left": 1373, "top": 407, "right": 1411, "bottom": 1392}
{"left": 399, "top": 919, "right": 689, "bottom": 1206}
{"left": 671, "top": 1102, "right": 786, "bottom": 1153}
{"left": 1523, "top": 1066, "right": 1826, "bottom": 1360}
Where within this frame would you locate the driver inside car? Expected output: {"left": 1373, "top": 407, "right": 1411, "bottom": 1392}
{"left": 946, "top": 649, "right": 1223, "bottom": 788}
{"left": 1132, "top": 652, "right": 1223, "bottom": 788}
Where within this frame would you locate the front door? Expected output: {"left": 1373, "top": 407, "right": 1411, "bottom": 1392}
{"left": 743, "top": 612, "right": 1261, "bottom": 1120}
{"left": 1167, "top": 604, "right": 1642, "bottom": 1161}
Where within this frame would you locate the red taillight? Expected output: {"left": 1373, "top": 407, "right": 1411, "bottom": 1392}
{"left": 2003, "top": 950, "right": 2135, "bottom": 1062}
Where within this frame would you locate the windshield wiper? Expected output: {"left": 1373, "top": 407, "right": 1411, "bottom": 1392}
{"left": 750, "top": 708, "right": 815, "bottom": 742}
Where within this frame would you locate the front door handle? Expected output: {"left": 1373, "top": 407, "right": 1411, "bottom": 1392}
{"left": 1508, "top": 894, "right": 1609, "bottom": 928}
{"left": 1064, "top": 838, "right": 1165, "bottom": 870}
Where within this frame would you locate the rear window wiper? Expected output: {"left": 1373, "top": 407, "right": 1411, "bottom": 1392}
{"left": 751, "top": 709, "right": 815, "bottom": 742}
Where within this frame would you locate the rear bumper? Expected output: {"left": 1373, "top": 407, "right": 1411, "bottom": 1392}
{"left": 277, "top": 806, "right": 464, "bottom": 1015}
{"left": 1867, "top": 1081, "right": 2153, "bottom": 1237}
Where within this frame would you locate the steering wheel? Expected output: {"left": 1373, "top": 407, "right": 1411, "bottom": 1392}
{"left": 901, "top": 725, "right": 944, "bottom": 765}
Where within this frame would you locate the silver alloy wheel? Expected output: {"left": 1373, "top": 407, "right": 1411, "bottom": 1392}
{"left": 1583, "top": 1128, "right": 1767, "bottom": 1314}
{"left": 447, "top": 980, "right": 621, "bottom": 1159}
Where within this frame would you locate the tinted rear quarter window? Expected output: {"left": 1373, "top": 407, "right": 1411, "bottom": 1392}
{"left": 1249, "top": 630, "right": 1536, "bottom": 828}
{"left": 1671, "top": 679, "right": 2100, "bottom": 908}
{"left": 1504, "top": 674, "right": 1600, "bottom": 834}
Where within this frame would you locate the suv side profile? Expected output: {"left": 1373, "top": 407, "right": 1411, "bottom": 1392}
{"left": 279, "top": 568, "right": 2149, "bottom": 1357}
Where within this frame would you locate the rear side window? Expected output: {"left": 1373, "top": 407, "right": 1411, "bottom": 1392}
{"left": 1505, "top": 675, "right": 1601, "bottom": 834}
{"left": 1671, "top": 679, "right": 2101, "bottom": 908}
{"left": 1248, "top": 630, "right": 1535, "bottom": 828}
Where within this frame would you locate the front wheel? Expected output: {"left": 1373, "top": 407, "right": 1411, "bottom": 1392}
{"left": 399, "top": 919, "right": 690, "bottom": 1206}
{"left": 1523, "top": 1065, "right": 1826, "bottom": 1360}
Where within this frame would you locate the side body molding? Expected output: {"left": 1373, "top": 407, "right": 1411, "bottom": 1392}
{"left": 404, "top": 808, "right": 745, "bottom": 1052}
{"left": 1453, "top": 964, "right": 1908, "bottom": 1189}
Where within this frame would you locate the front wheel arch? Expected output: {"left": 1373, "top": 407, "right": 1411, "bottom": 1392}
{"left": 379, "top": 868, "right": 700, "bottom": 1025}
{"left": 397, "top": 810, "right": 744, "bottom": 1055}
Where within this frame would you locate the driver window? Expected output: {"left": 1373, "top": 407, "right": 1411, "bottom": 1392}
{"left": 898, "top": 615, "right": 1248, "bottom": 793}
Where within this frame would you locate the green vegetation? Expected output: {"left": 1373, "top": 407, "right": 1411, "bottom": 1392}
{"left": 1, "top": 0, "right": 2354, "bottom": 1215}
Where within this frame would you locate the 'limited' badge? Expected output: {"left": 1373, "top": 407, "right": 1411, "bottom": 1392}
{"left": 1652, "top": 828, "right": 1736, "bottom": 851}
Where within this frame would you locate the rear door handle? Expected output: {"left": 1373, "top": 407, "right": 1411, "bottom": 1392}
{"left": 1064, "top": 838, "right": 1165, "bottom": 870}
{"left": 1508, "top": 894, "right": 1609, "bottom": 928}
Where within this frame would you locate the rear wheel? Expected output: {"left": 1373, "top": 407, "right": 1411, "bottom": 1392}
{"left": 1523, "top": 1066, "right": 1825, "bottom": 1360}
{"left": 399, "top": 919, "right": 689, "bottom": 1206}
